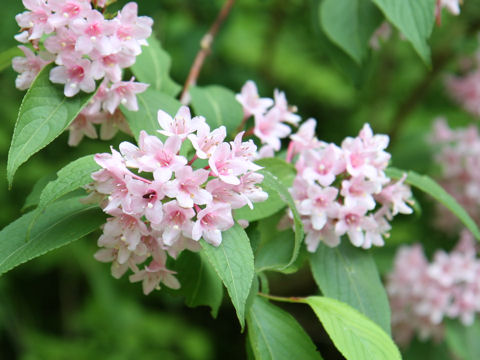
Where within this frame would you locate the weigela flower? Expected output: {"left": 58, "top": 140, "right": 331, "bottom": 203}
{"left": 12, "top": 0, "right": 153, "bottom": 145}
{"left": 88, "top": 106, "right": 267, "bottom": 294}
{"left": 387, "top": 231, "right": 480, "bottom": 347}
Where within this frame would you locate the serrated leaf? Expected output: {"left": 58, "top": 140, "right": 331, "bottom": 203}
{"left": 386, "top": 167, "right": 480, "bottom": 240}
{"left": 190, "top": 85, "right": 243, "bottom": 136}
{"left": 247, "top": 296, "right": 322, "bottom": 360}
{"left": 235, "top": 158, "right": 296, "bottom": 222}
{"left": 174, "top": 251, "right": 223, "bottom": 317}
{"left": 372, "top": 0, "right": 435, "bottom": 64}
{"left": 445, "top": 318, "right": 480, "bottom": 360}
{"left": 131, "top": 35, "right": 181, "bottom": 97}
{"left": 38, "top": 155, "right": 100, "bottom": 210}
{"left": 201, "top": 223, "right": 254, "bottom": 329}
{"left": 302, "top": 296, "right": 401, "bottom": 360}
{"left": 309, "top": 242, "right": 391, "bottom": 334}
{"left": 255, "top": 230, "right": 295, "bottom": 273}
{"left": 122, "top": 87, "right": 182, "bottom": 142}
{"left": 22, "top": 174, "right": 56, "bottom": 211}
{"left": 320, "top": 0, "right": 382, "bottom": 64}
{"left": 0, "top": 197, "right": 105, "bottom": 275}
{"left": 7, "top": 63, "right": 94, "bottom": 186}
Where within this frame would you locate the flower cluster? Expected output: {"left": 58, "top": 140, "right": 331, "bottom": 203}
{"left": 12, "top": 0, "right": 152, "bottom": 145}
{"left": 430, "top": 118, "right": 480, "bottom": 231}
{"left": 287, "top": 120, "right": 413, "bottom": 251}
{"left": 446, "top": 66, "right": 480, "bottom": 118}
{"left": 236, "top": 80, "right": 300, "bottom": 158}
{"left": 387, "top": 230, "right": 480, "bottom": 346}
{"left": 88, "top": 105, "right": 267, "bottom": 294}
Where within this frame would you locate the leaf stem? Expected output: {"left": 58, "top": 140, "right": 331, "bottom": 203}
{"left": 258, "top": 292, "right": 304, "bottom": 303}
{"left": 180, "top": 0, "right": 236, "bottom": 104}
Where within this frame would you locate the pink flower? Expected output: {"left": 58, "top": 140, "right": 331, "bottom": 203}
{"left": 129, "top": 257, "right": 180, "bottom": 295}
{"left": 49, "top": 56, "right": 96, "bottom": 97}
{"left": 254, "top": 108, "right": 292, "bottom": 151}
{"left": 299, "top": 185, "right": 338, "bottom": 230}
{"left": 71, "top": 9, "right": 117, "bottom": 55}
{"left": 299, "top": 145, "right": 345, "bottom": 186}
{"left": 206, "top": 179, "right": 246, "bottom": 209}
{"left": 68, "top": 112, "right": 101, "bottom": 146}
{"left": 158, "top": 106, "right": 203, "bottom": 139}
{"left": 164, "top": 166, "right": 212, "bottom": 208}
{"left": 192, "top": 203, "right": 234, "bottom": 246}
{"left": 234, "top": 173, "right": 268, "bottom": 209}
{"left": 48, "top": 0, "right": 91, "bottom": 28}
{"left": 156, "top": 200, "right": 195, "bottom": 245}
{"left": 12, "top": 46, "right": 52, "bottom": 90}
{"left": 273, "top": 89, "right": 301, "bottom": 125}
{"left": 15, "top": 0, "right": 54, "bottom": 41}
{"left": 188, "top": 122, "right": 226, "bottom": 159}
{"left": 103, "top": 78, "right": 149, "bottom": 113}
{"left": 236, "top": 80, "right": 274, "bottom": 117}
{"left": 209, "top": 143, "right": 249, "bottom": 185}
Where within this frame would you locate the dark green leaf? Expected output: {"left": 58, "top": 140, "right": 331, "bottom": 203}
{"left": 190, "top": 85, "right": 243, "bottom": 135}
{"left": 445, "top": 318, "right": 480, "bottom": 360}
{"left": 310, "top": 242, "right": 391, "bottom": 334}
{"left": 122, "top": 87, "right": 182, "bottom": 141}
{"left": 38, "top": 155, "right": 99, "bottom": 210}
{"left": 303, "top": 296, "right": 401, "bottom": 360}
{"left": 0, "top": 197, "right": 105, "bottom": 275}
{"left": 22, "top": 174, "right": 56, "bottom": 211}
{"left": 175, "top": 251, "right": 223, "bottom": 317}
{"left": 320, "top": 0, "right": 382, "bottom": 63}
{"left": 201, "top": 223, "right": 254, "bottom": 329}
{"left": 247, "top": 296, "right": 322, "bottom": 360}
{"left": 131, "top": 35, "right": 181, "bottom": 97}
{"left": 255, "top": 230, "right": 295, "bottom": 273}
{"left": 386, "top": 167, "right": 480, "bottom": 240}
{"left": 7, "top": 63, "right": 94, "bottom": 186}
{"left": 372, "top": 0, "right": 436, "bottom": 64}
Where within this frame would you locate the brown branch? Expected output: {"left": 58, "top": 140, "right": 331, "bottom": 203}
{"left": 180, "top": 0, "right": 236, "bottom": 103}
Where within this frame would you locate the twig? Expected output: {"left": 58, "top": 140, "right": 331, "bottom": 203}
{"left": 179, "top": 0, "right": 236, "bottom": 104}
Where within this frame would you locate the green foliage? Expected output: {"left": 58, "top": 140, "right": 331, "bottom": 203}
{"left": 445, "top": 319, "right": 480, "bottom": 360}
{"left": 302, "top": 296, "right": 401, "bottom": 360}
{"left": 201, "top": 224, "right": 254, "bottom": 329}
{"left": 190, "top": 85, "right": 243, "bottom": 136}
{"left": 131, "top": 35, "right": 182, "bottom": 97}
{"left": 386, "top": 167, "right": 480, "bottom": 240}
{"left": 309, "top": 242, "right": 391, "bottom": 334}
{"left": 247, "top": 296, "right": 322, "bottom": 360}
{"left": 38, "top": 155, "right": 99, "bottom": 210}
{"left": 235, "top": 158, "right": 296, "bottom": 222}
{"left": 7, "top": 64, "right": 94, "bottom": 186}
{"left": 0, "top": 46, "right": 21, "bottom": 73}
{"left": 372, "top": 0, "right": 436, "bottom": 64}
{"left": 21, "top": 174, "right": 56, "bottom": 211}
{"left": 0, "top": 197, "right": 105, "bottom": 275}
{"left": 122, "top": 87, "right": 182, "bottom": 141}
{"left": 320, "top": 0, "right": 382, "bottom": 64}
{"left": 254, "top": 230, "right": 296, "bottom": 273}
{"left": 174, "top": 251, "right": 224, "bottom": 317}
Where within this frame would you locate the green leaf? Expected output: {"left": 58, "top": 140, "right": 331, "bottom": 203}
{"left": 235, "top": 158, "right": 296, "bottom": 222}
{"left": 174, "top": 251, "right": 223, "bottom": 317}
{"left": 201, "top": 223, "right": 254, "bottom": 329}
{"left": 190, "top": 85, "right": 243, "bottom": 136}
{"left": 247, "top": 296, "right": 322, "bottom": 360}
{"left": 251, "top": 167, "right": 304, "bottom": 271}
{"left": 445, "top": 319, "right": 480, "bottom": 360}
{"left": 386, "top": 167, "right": 480, "bottom": 240}
{"left": 22, "top": 174, "right": 56, "bottom": 211}
{"left": 0, "top": 197, "right": 105, "bottom": 276}
{"left": 122, "top": 87, "right": 182, "bottom": 142}
{"left": 0, "top": 46, "right": 22, "bottom": 73}
{"left": 255, "top": 230, "right": 295, "bottom": 273}
{"left": 320, "top": 0, "right": 382, "bottom": 64}
{"left": 38, "top": 155, "right": 100, "bottom": 210}
{"left": 372, "top": 0, "right": 436, "bottom": 64}
{"left": 7, "top": 63, "right": 94, "bottom": 186}
{"left": 131, "top": 35, "right": 181, "bottom": 97}
{"left": 309, "top": 242, "right": 391, "bottom": 334}
{"left": 302, "top": 296, "right": 401, "bottom": 360}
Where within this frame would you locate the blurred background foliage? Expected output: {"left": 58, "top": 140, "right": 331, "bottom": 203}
{"left": 1, "top": 0, "right": 480, "bottom": 358}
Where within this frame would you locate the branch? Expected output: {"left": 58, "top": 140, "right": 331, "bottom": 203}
{"left": 180, "top": 0, "right": 236, "bottom": 104}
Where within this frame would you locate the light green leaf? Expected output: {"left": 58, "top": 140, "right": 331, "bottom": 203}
{"left": 0, "top": 197, "right": 105, "bottom": 276}
{"left": 131, "top": 35, "right": 181, "bottom": 97}
{"left": 122, "top": 87, "right": 182, "bottom": 141}
{"left": 302, "top": 296, "right": 401, "bottom": 360}
{"left": 445, "top": 318, "right": 480, "bottom": 360}
{"left": 201, "top": 223, "right": 254, "bottom": 329}
{"left": 255, "top": 230, "right": 295, "bottom": 273}
{"left": 372, "top": 0, "right": 436, "bottom": 64}
{"left": 386, "top": 167, "right": 480, "bottom": 240}
{"left": 0, "top": 46, "right": 22, "bottom": 73}
{"left": 310, "top": 242, "right": 391, "bottom": 334}
{"left": 174, "top": 251, "right": 224, "bottom": 317}
{"left": 320, "top": 0, "right": 382, "bottom": 63}
{"left": 22, "top": 174, "right": 56, "bottom": 211}
{"left": 235, "top": 158, "right": 296, "bottom": 222}
{"left": 190, "top": 85, "right": 243, "bottom": 136}
{"left": 38, "top": 155, "right": 99, "bottom": 210}
{"left": 7, "top": 63, "right": 94, "bottom": 186}
{"left": 247, "top": 296, "right": 322, "bottom": 360}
